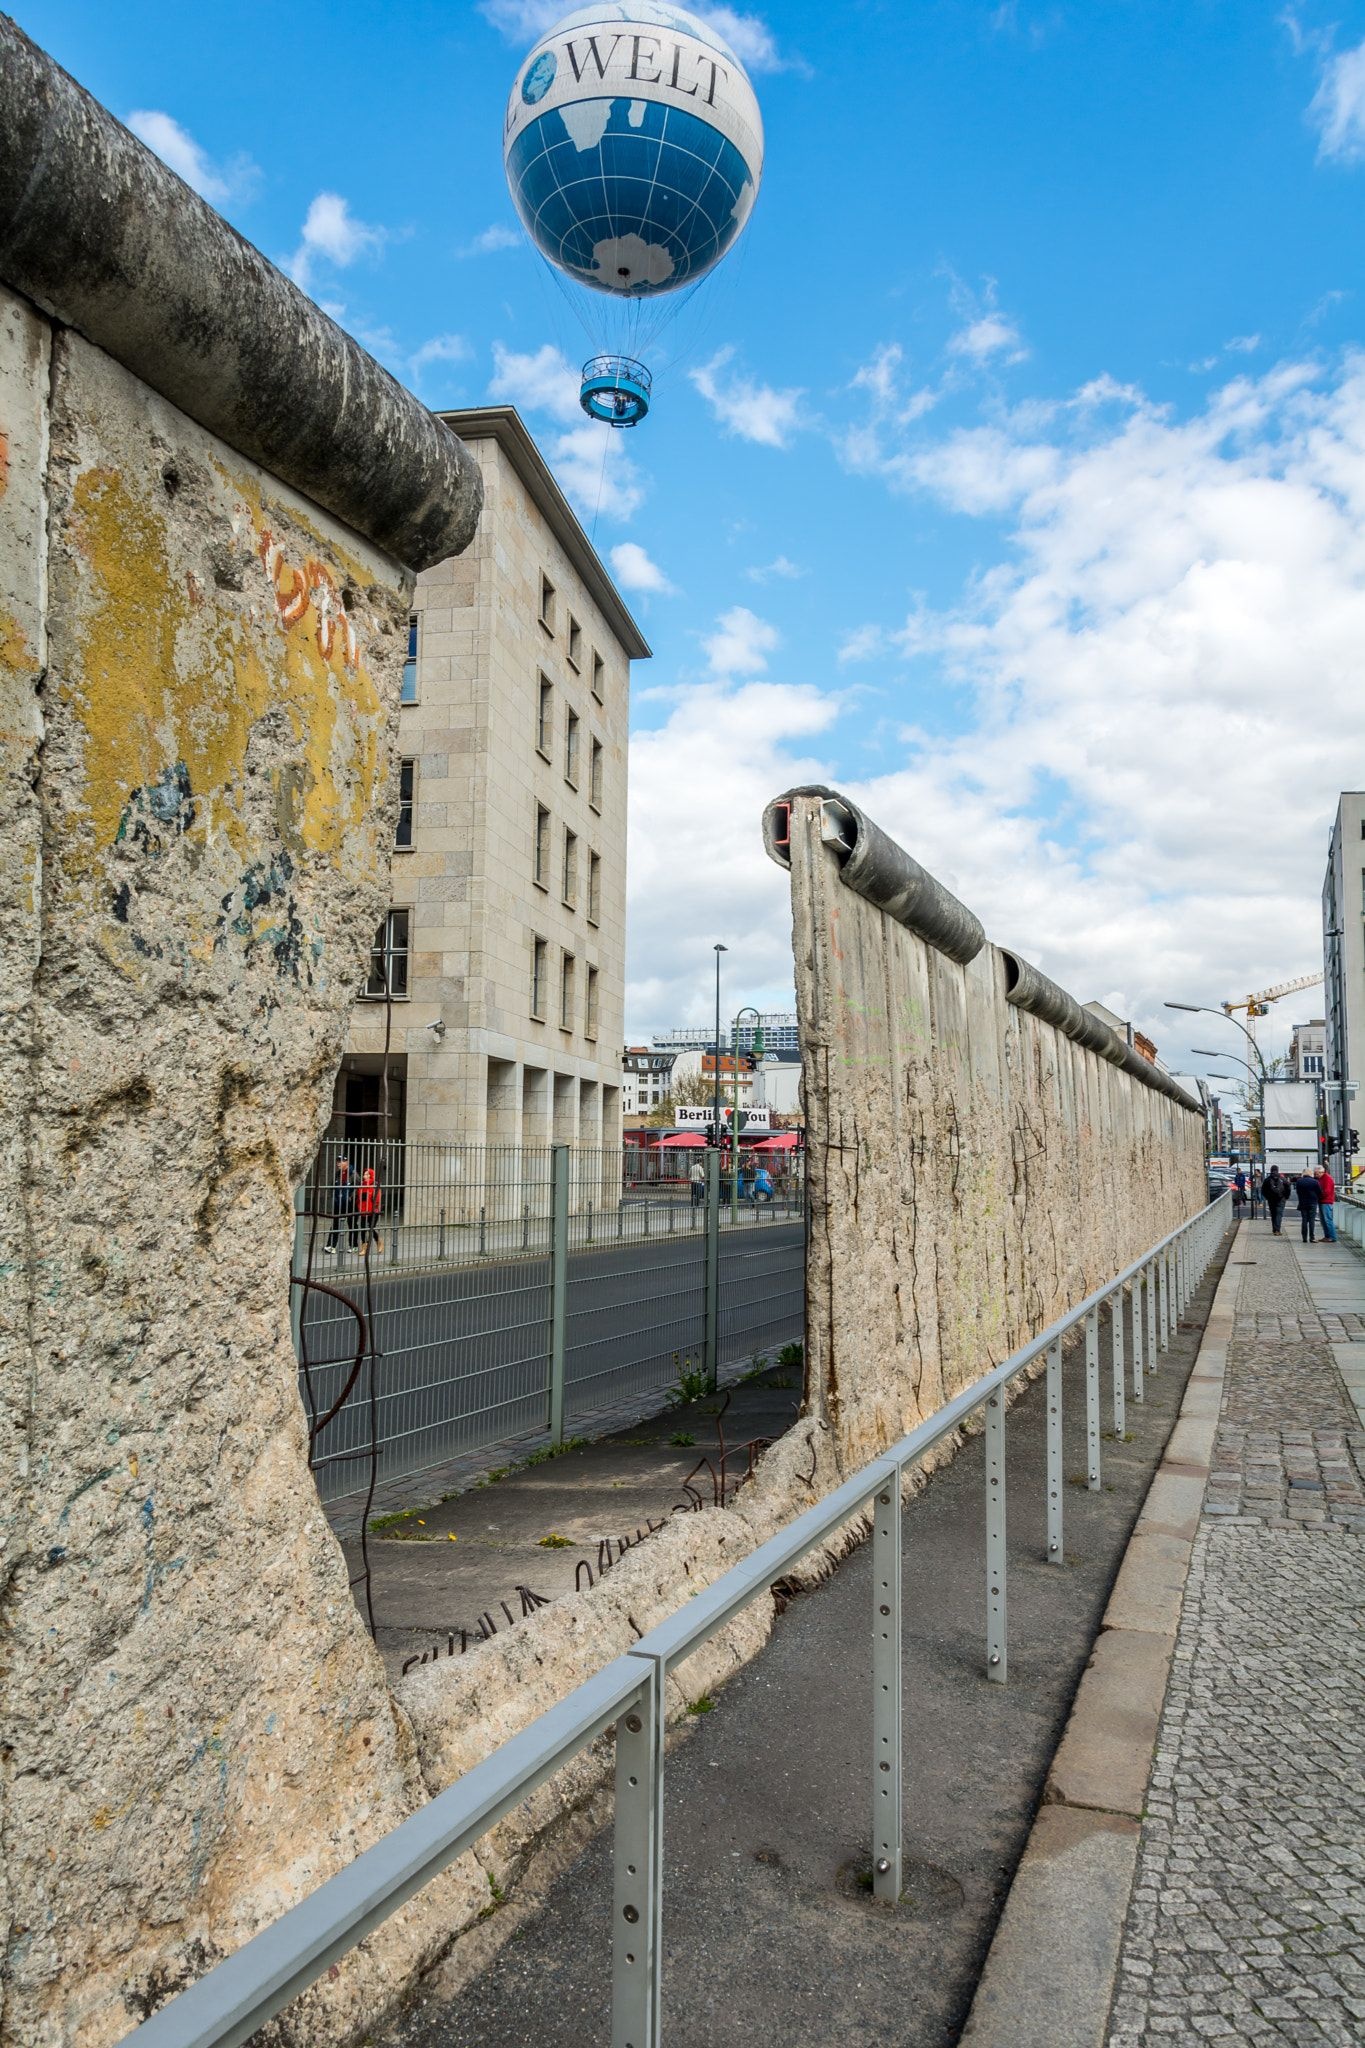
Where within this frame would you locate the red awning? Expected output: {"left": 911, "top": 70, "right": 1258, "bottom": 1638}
{"left": 751, "top": 1132, "right": 801, "bottom": 1149}
{"left": 658, "top": 1131, "right": 707, "bottom": 1147}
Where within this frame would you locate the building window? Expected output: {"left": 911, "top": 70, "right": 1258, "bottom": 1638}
{"left": 540, "top": 573, "right": 556, "bottom": 633}
{"left": 534, "top": 803, "right": 550, "bottom": 889}
{"left": 401, "top": 614, "right": 419, "bottom": 704}
{"left": 590, "top": 737, "right": 603, "bottom": 811}
{"left": 363, "top": 908, "right": 410, "bottom": 1000}
{"left": 395, "top": 758, "right": 416, "bottom": 850}
{"left": 586, "top": 965, "right": 599, "bottom": 1041}
{"left": 591, "top": 651, "right": 605, "bottom": 702}
{"left": 567, "top": 614, "right": 582, "bottom": 670}
{"left": 531, "top": 936, "right": 548, "bottom": 1020}
{"left": 560, "top": 950, "right": 575, "bottom": 1031}
{"left": 563, "top": 827, "right": 578, "bottom": 907}
{"left": 587, "top": 850, "right": 601, "bottom": 926}
{"left": 565, "top": 708, "right": 580, "bottom": 787}
{"left": 537, "top": 675, "right": 553, "bottom": 759}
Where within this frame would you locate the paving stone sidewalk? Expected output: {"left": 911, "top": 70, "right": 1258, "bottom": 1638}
{"left": 1105, "top": 1226, "right": 1365, "bottom": 2047}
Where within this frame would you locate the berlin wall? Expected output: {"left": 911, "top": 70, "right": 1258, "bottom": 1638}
{"left": 0, "top": 21, "right": 1208, "bottom": 2048}
{"left": 0, "top": 20, "right": 483, "bottom": 2046}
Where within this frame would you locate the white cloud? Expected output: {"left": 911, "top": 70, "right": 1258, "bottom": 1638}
{"left": 1225, "top": 334, "right": 1262, "bottom": 354}
{"left": 459, "top": 223, "right": 521, "bottom": 258}
{"left": 288, "top": 193, "right": 387, "bottom": 291}
{"left": 1307, "top": 36, "right": 1365, "bottom": 162}
{"left": 610, "top": 542, "right": 676, "bottom": 594}
{"left": 949, "top": 311, "right": 1028, "bottom": 364}
{"left": 690, "top": 347, "right": 806, "bottom": 447}
{"left": 408, "top": 333, "right": 472, "bottom": 394}
{"left": 746, "top": 554, "right": 805, "bottom": 583}
{"left": 705, "top": 605, "right": 779, "bottom": 676}
{"left": 489, "top": 340, "right": 582, "bottom": 423}
{"left": 126, "top": 110, "right": 257, "bottom": 204}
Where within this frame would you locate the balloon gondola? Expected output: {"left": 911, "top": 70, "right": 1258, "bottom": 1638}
{"left": 503, "top": 3, "right": 764, "bottom": 427}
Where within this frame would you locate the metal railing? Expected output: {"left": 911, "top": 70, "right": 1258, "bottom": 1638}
{"left": 1336, "top": 1189, "right": 1365, "bottom": 1247}
{"left": 296, "top": 1147, "right": 805, "bottom": 1502}
{"left": 133, "top": 1191, "right": 1230, "bottom": 2048}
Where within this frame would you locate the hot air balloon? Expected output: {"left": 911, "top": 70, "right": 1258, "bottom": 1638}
{"left": 503, "top": 2, "right": 764, "bottom": 426}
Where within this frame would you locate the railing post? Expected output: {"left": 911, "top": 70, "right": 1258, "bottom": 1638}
{"left": 547, "top": 1144, "right": 569, "bottom": 1445}
{"left": 1046, "top": 1337, "right": 1063, "bottom": 1565}
{"left": 1157, "top": 1252, "right": 1169, "bottom": 1353}
{"left": 1131, "top": 1269, "right": 1145, "bottom": 1402}
{"left": 1146, "top": 1256, "right": 1158, "bottom": 1370}
{"left": 1085, "top": 1306, "right": 1101, "bottom": 1491}
{"left": 612, "top": 1659, "right": 663, "bottom": 2048}
{"left": 872, "top": 1472, "right": 903, "bottom": 1902}
{"left": 1111, "top": 1289, "right": 1125, "bottom": 1440}
{"left": 985, "top": 1390, "right": 1007, "bottom": 1682}
{"left": 703, "top": 1148, "right": 720, "bottom": 1391}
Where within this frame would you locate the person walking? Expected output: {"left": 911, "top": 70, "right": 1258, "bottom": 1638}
{"left": 356, "top": 1163, "right": 383, "bottom": 1255}
{"left": 689, "top": 1156, "right": 706, "bottom": 1209}
{"left": 1262, "top": 1165, "right": 1289, "bottom": 1236}
{"left": 1316, "top": 1164, "right": 1337, "bottom": 1242}
{"left": 323, "top": 1156, "right": 354, "bottom": 1255}
{"left": 1232, "top": 1169, "right": 1247, "bottom": 1218}
{"left": 1294, "top": 1167, "right": 1322, "bottom": 1244}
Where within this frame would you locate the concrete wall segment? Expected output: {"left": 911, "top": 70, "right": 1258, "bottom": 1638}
{"left": 0, "top": 15, "right": 481, "bottom": 573}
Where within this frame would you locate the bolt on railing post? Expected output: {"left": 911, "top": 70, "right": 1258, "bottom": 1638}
{"left": 872, "top": 1474, "right": 903, "bottom": 1902}
{"left": 1085, "top": 1306, "right": 1101, "bottom": 1490}
{"left": 612, "top": 1660, "right": 663, "bottom": 2048}
{"left": 1111, "top": 1289, "right": 1125, "bottom": 1440}
{"left": 703, "top": 1147, "right": 720, "bottom": 1391}
{"left": 985, "top": 1391, "right": 1007, "bottom": 1681}
{"left": 1131, "top": 1269, "right": 1145, "bottom": 1401}
{"left": 547, "top": 1145, "right": 569, "bottom": 1446}
{"left": 1046, "top": 1337, "right": 1063, "bottom": 1565}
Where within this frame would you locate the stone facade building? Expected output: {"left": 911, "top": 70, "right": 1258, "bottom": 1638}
{"left": 337, "top": 407, "right": 650, "bottom": 1155}
{"left": 1323, "top": 792, "right": 1365, "bottom": 1175}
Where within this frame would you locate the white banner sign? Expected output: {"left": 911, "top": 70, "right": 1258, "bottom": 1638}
{"left": 676, "top": 1103, "right": 770, "bottom": 1132}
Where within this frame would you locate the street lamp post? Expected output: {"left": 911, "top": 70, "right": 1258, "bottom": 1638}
{"left": 712, "top": 944, "right": 728, "bottom": 1151}
{"left": 729, "top": 1005, "right": 764, "bottom": 1224}
{"left": 1166, "top": 1001, "right": 1268, "bottom": 1179}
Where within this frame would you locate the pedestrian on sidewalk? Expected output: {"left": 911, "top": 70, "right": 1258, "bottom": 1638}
{"left": 323, "top": 1156, "right": 355, "bottom": 1255}
{"left": 1294, "top": 1167, "right": 1322, "bottom": 1243}
{"left": 1232, "top": 1169, "right": 1247, "bottom": 1217}
{"left": 356, "top": 1164, "right": 383, "bottom": 1254}
{"left": 689, "top": 1157, "right": 706, "bottom": 1209}
{"left": 1262, "top": 1164, "right": 1289, "bottom": 1235}
{"left": 1316, "top": 1164, "right": 1337, "bottom": 1241}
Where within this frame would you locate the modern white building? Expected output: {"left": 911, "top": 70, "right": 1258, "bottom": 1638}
{"left": 334, "top": 407, "right": 650, "bottom": 1154}
{"left": 652, "top": 1010, "right": 801, "bottom": 1054}
{"left": 1323, "top": 792, "right": 1365, "bottom": 1174}
{"left": 621, "top": 1048, "right": 675, "bottom": 1118}
{"left": 1288, "top": 1019, "right": 1327, "bottom": 1083}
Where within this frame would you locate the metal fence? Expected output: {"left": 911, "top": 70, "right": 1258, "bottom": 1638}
{"left": 135, "top": 1190, "right": 1232, "bottom": 2048}
{"left": 293, "top": 1144, "right": 806, "bottom": 1504}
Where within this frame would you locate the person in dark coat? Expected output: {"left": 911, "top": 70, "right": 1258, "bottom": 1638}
{"left": 1294, "top": 1168, "right": 1322, "bottom": 1243}
{"left": 324, "top": 1157, "right": 356, "bottom": 1254}
{"left": 1262, "top": 1165, "right": 1289, "bottom": 1236}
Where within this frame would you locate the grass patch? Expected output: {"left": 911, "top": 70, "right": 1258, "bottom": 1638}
{"left": 521, "top": 1436, "right": 588, "bottom": 1468}
{"left": 669, "top": 1430, "right": 696, "bottom": 1447}
{"left": 686, "top": 1694, "right": 715, "bottom": 1716}
{"left": 368, "top": 1508, "right": 421, "bottom": 1533}
{"left": 666, "top": 1354, "right": 711, "bottom": 1407}
{"left": 538, "top": 1533, "right": 572, "bottom": 1548}
{"left": 777, "top": 1340, "right": 804, "bottom": 1370}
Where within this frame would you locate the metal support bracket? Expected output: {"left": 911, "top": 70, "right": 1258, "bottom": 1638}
{"left": 1085, "top": 1306, "right": 1100, "bottom": 1491}
{"left": 613, "top": 1658, "right": 664, "bottom": 2048}
{"left": 548, "top": 1144, "right": 569, "bottom": 1443}
{"left": 1110, "top": 1288, "right": 1125, "bottom": 1441}
{"left": 1130, "top": 1269, "right": 1145, "bottom": 1401}
{"left": 985, "top": 1391, "right": 1007, "bottom": 1683}
{"left": 1046, "top": 1337, "right": 1063, "bottom": 1566}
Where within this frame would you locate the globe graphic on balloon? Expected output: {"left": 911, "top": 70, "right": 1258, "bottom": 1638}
{"left": 503, "top": 3, "right": 764, "bottom": 302}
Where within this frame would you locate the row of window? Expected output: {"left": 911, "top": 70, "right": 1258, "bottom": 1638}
{"left": 538, "top": 675, "right": 604, "bottom": 805}
{"left": 361, "top": 910, "right": 601, "bottom": 1043}
{"left": 530, "top": 938, "right": 599, "bottom": 1039}
{"left": 534, "top": 806, "right": 602, "bottom": 922}
{"left": 539, "top": 573, "right": 606, "bottom": 702}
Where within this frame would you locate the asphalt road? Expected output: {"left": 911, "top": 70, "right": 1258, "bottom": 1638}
{"left": 298, "top": 1222, "right": 805, "bottom": 1504}
{"left": 381, "top": 1240, "right": 1228, "bottom": 2048}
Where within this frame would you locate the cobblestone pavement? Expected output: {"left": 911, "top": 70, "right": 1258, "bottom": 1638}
{"left": 1106, "top": 1228, "right": 1365, "bottom": 2046}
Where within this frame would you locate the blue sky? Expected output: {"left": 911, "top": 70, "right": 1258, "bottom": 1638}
{"left": 20, "top": 0, "right": 1365, "bottom": 1082}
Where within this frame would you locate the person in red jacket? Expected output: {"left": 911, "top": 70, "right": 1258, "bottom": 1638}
{"left": 1316, "top": 1165, "right": 1337, "bottom": 1243}
{"left": 356, "top": 1164, "right": 383, "bottom": 1254}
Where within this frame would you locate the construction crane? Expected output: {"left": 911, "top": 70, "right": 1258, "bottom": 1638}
{"left": 1222, "top": 972, "right": 1323, "bottom": 1019}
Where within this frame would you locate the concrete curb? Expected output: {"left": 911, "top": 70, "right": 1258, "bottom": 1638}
{"left": 959, "top": 1222, "right": 1242, "bottom": 2048}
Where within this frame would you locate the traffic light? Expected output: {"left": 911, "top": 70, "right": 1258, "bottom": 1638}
{"left": 1352, "top": 1129, "right": 1360, "bottom": 1157}
{"left": 1319, "top": 1134, "right": 1331, "bottom": 1161}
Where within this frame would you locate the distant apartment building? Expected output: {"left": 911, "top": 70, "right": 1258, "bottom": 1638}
{"left": 621, "top": 1048, "right": 676, "bottom": 1118}
{"left": 1323, "top": 794, "right": 1365, "bottom": 1166}
{"left": 652, "top": 1010, "right": 801, "bottom": 1055}
{"left": 1288, "top": 1019, "right": 1327, "bottom": 1082}
{"left": 335, "top": 407, "right": 650, "bottom": 1153}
